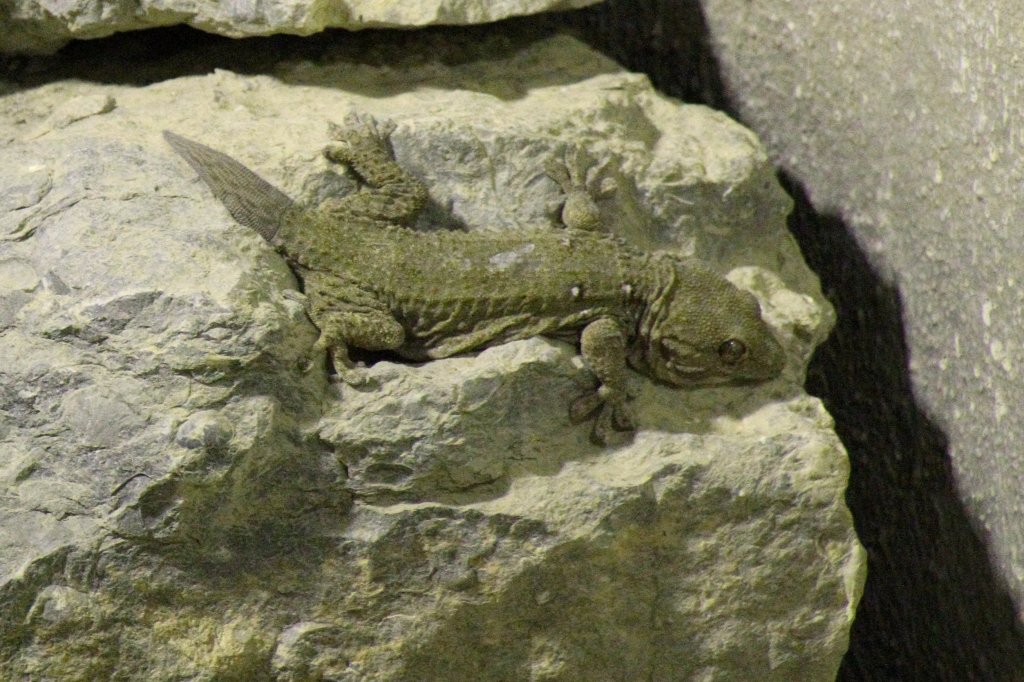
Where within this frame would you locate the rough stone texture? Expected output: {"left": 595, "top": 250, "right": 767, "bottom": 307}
{"left": 678, "top": 0, "right": 1024, "bottom": 676}
{"left": 0, "top": 0, "right": 603, "bottom": 54}
{"left": 0, "top": 33, "right": 862, "bottom": 680}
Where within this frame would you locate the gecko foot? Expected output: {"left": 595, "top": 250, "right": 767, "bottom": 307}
{"left": 302, "top": 335, "right": 379, "bottom": 388}
{"left": 544, "top": 147, "right": 618, "bottom": 232}
{"left": 325, "top": 112, "right": 397, "bottom": 165}
{"left": 329, "top": 365, "right": 378, "bottom": 388}
{"left": 570, "top": 385, "right": 636, "bottom": 446}
{"left": 302, "top": 355, "right": 378, "bottom": 388}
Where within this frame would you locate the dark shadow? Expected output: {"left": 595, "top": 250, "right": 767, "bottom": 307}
{"left": 558, "top": 0, "right": 1024, "bottom": 679}
{"left": 0, "top": 21, "right": 618, "bottom": 99}
{"left": 785, "top": 178, "right": 1024, "bottom": 681}
{"left": 545, "top": 0, "right": 732, "bottom": 108}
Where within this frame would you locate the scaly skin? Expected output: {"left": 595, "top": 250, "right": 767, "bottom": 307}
{"left": 164, "top": 114, "right": 785, "bottom": 444}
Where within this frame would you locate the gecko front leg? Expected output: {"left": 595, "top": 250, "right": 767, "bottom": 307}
{"left": 320, "top": 113, "right": 428, "bottom": 226}
{"left": 571, "top": 317, "right": 637, "bottom": 445}
{"left": 545, "top": 148, "right": 617, "bottom": 232}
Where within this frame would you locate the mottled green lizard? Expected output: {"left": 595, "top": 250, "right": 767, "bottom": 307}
{"left": 164, "top": 115, "right": 784, "bottom": 443}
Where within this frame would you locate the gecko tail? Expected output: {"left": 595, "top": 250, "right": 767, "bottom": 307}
{"left": 163, "top": 130, "right": 296, "bottom": 243}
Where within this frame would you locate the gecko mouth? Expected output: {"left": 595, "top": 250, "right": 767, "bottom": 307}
{"left": 663, "top": 361, "right": 731, "bottom": 385}
{"left": 664, "top": 356, "right": 780, "bottom": 386}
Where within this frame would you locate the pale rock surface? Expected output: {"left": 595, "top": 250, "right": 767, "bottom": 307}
{"left": 0, "top": 35, "right": 862, "bottom": 680}
{"left": 0, "top": 0, "right": 603, "bottom": 54}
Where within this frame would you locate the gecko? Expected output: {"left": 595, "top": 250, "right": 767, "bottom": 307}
{"left": 163, "top": 115, "right": 785, "bottom": 444}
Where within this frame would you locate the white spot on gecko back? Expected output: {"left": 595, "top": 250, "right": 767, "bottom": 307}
{"left": 990, "top": 338, "right": 1013, "bottom": 373}
{"left": 488, "top": 243, "right": 536, "bottom": 271}
{"left": 982, "top": 300, "right": 993, "bottom": 326}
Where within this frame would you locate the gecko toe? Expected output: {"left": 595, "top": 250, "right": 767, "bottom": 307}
{"left": 611, "top": 402, "right": 636, "bottom": 432}
{"left": 591, "top": 410, "right": 634, "bottom": 447}
{"left": 331, "top": 365, "right": 378, "bottom": 388}
{"left": 569, "top": 391, "right": 603, "bottom": 424}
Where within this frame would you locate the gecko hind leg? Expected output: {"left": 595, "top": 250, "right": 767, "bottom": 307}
{"left": 319, "top": 112, "right": 428, "bottom": 226}
{"left": 304, "top": 310, "right": 406, "bottom": 387}
{"left": 302, "top": 272, "right": 406, "bottom": 386}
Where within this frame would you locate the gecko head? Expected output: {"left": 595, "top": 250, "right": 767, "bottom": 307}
{"left": 633, "top": 260, "right": 785, "bottom": 387}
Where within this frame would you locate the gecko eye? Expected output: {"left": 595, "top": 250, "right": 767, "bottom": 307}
{"left": 717, "top": 339, "right": 747, "bottom": 364}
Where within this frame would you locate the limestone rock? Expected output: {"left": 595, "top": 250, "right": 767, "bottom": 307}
{"left": 0, "top": 0, "right": 604, "bottom": 54}
{"left": 0, "top": 34, "right": 862, "bottom": 680}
